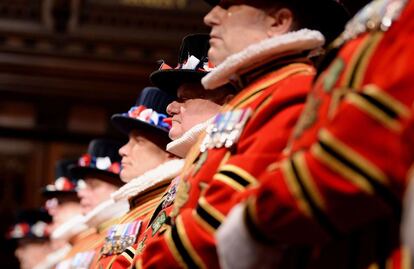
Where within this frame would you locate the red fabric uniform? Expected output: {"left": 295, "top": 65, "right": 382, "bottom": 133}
{"left": 242, "top": 0, "right": 414, "bottom": 268}
{"left": 133, "top": 177, "right": 180, "bottom": 256}
{"left": 92, "top": 183, "right": 168, "bottom": 269}
{"left": 130, "top": 181, "right": 179, "bottom": 269}
{"left": 139, "top": 61, "right": 316, "bottom": 268}
{"left": 87, "top": 218, "right": 122, "bottom": 267}
{"left": 57, "top": 219, "right": 121, "bottom": 268}
{"left": 56, "top": 228, "right": 101, "bottom": 268}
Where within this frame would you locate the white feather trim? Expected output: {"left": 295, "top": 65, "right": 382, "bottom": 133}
{"left": 83, "top": 199, "right": 130, "bottom": 228}
{"left": 167, "top": 118, "right": 212, "bottom": 158}
{"left": 111, "top": 159, "right": 184, "bottom": 202}
{"left": 202, "top": 29, "right": 324, "bottom": 90}
{"left": 51, "top": 214, "right": 88, "bottom": 241}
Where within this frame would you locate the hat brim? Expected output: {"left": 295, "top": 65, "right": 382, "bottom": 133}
{"left": 7, "top": 236, "right": 49, "bottom": 243}
{"left": 204, "top": 0, "right": 219, "bottom": 5}
{"left": 41, "top": 189, "right": 78, "bottom": 199}
{"left": 111, "top": 115, "right": 171, "bottom": 148}
{"left": 69, "top": 166, "right": 123, "bottom": 187}
{"left": 150, "top": 69, "right": 207, "bottom": 96}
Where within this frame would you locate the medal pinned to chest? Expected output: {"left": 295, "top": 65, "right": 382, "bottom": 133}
{"left": 69, "top": 251, "right": 96, "bottom": 269}
{"left": 100, "top": 220, "right": 142, "bottom": 256}
{"left": 201, "top": 108, "right": 252, "bottom": 152}
{"left": 161, "top": 180, "right": 178, "bottom": 209}
{"left": 334, "top": 0, "right": 408, "bottom": 46}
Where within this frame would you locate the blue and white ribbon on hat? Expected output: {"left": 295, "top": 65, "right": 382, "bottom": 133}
{"left": 124, "top": 105, "right": 171, "bottom": 131}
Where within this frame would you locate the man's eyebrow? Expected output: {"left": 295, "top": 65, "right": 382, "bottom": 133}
{"left": 219, "top": 0, "right": 240, "bottom": 8}
{"left": 178, "top": 90, "right": 195, "bottom": 98}
{"left": 176, "top": 94, "right": 188, "bottom": 102}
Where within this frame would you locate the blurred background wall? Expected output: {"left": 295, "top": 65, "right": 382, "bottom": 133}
{"left": 0, "top": 0, "right": 209, "bottom": 266}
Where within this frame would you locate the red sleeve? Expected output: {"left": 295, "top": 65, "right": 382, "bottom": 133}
{"left": 247, "top": 7, "right": 414, "bottom": 245}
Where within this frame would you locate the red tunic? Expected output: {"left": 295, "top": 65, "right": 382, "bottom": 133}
{"left": 55, "top": 228, "right": 101, "bottom": 268}
{"left": 92, "top": 183, "right": 169, "bottom": 269}
{"left": 244, "top": 0, "right": 414, "bottom": 268}
{"left": 139, "top": 61, "right": 316, "bottom": 268}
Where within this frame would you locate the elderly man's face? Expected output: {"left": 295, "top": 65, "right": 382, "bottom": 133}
{"left": 166, "top": 83, "right": 223, "bottom": 140}
{"left": 15, "top": 240, "right": 51, "bottom": 269}
{"left": 204, "top": 3, "right": 273, "bottom": 65}
{"left": 45, "top": 199, "right": 82, "bottom": 233}
{"left": 77, "top": 177, "right": 119, "bottom": 215}
{"left": 118, "top": 131, "right": 170, "bottom": 182}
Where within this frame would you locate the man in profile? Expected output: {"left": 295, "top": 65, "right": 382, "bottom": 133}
{"left": 140, "top": 0, "right": 348, "bottom": 268}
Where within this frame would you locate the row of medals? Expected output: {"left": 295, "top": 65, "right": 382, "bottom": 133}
{"left": 101, "top": 221, "right": 142, "bottom": 256}
{"left": 201, "top": 108, "right": 252, "bottom": 152}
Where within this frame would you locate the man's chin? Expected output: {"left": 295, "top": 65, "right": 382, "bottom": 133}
{"left": 82, "top": 207, "right": 91, "bottom": 215}
{"left": 120, "top": 171, "right": 133, "bottom": 183}
{"left": 168, "top": 128, "right": 182, "bottom": 141}
{"left": 208, "top": 47, "right": 227, "bottom": 66}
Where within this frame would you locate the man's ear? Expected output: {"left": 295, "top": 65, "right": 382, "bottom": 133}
{"left": 266, "top": 8, "right": 293, "bottom": 37}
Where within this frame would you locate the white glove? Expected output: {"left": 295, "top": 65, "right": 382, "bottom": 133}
{"left": 216, "top": 203, "right": 283, "bottom": 269}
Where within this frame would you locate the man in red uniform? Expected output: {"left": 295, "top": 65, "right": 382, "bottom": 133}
{"left": 93, "top": 87, "right": 178, "bottom": 269}
{"left": 7, "top": 209, "right": 52, "bottom": 269}
{"left": 103, "top": 34, "right": 235, "bottom": 269}
{"left": 54, "top": 139, "right": 127, "bottom": 268}
{"left": 73, "top": 139, "right": 124, "bottom": 215}
{"left": 216, "top": 0, "right": 414, "bottom": 268}
{"left": 139, "top": 0, "right": 349, "bottom": 268}
{"left": 40, "top": 159, "right": 84, "bottom": 268}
